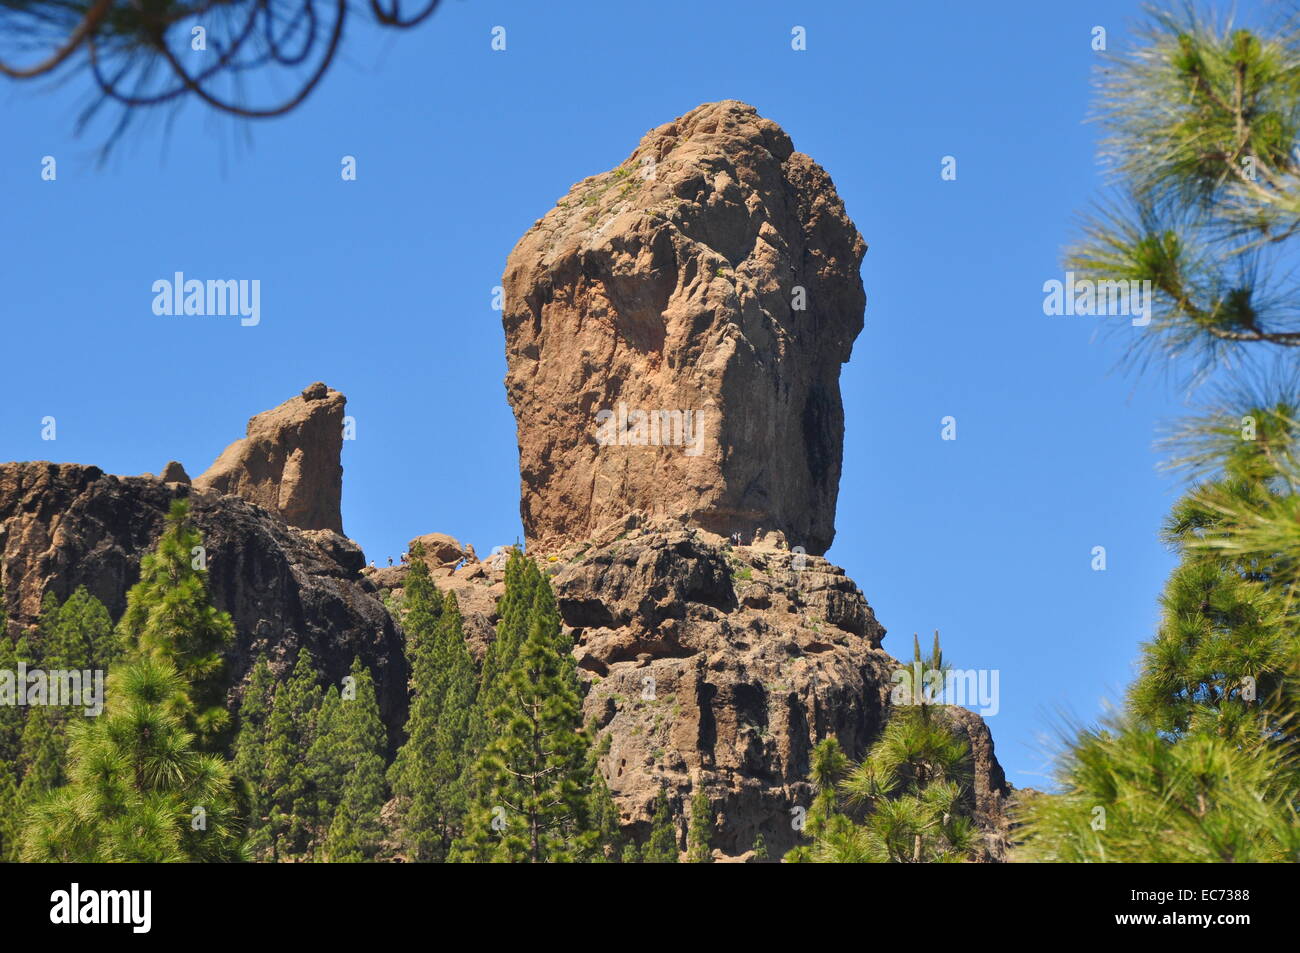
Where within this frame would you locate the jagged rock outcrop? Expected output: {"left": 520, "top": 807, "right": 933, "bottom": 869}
{"left": 0, "top": 461, "right": 407, "bottom": 742}
{"left": 375, "top": 516, "right": 1010, "bottom": 860}
{"left": 194, "top": 382, "right": 346, "bottom": 534}
{"left": 159, "top": 460, "right": 190, "bottom": 484}
{"left": 503, "top": 100, "right": 866, "bottom": 556}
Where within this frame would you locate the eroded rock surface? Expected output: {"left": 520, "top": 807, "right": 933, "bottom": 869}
{"left": 503, "top": 100, "right": 866, "bottom": 556}
{"left": 374, "top": 516, "right": 1009, "bottom": 859}
{"left": 194, "top": 382, "right": 346, "bottom": 534}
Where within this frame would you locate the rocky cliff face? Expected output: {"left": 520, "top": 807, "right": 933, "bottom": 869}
{"left": 377, "top": 515, "right": 1009, "bottom": 859}
{"left": 0, "top": 460, "right": 407, "bottom": 741}
{"left": 503, "top": 100, "right": 866, "bottom": 557}
{"left": 489, "top": 101, "right": 1008, "bottom": 858}
{"left": 194, "top": 382, "right": 346, "bottom": 534}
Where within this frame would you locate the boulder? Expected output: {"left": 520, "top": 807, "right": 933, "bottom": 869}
{"left": 408, "top": 532, "right": 467, "bottom": 572}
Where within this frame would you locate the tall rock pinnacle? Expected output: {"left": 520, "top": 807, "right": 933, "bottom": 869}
{"left": 503, "top": 100, "right": 866, "bottom": 555}
{"left": 194, "top": 382, "right": 346, "bottom": 534}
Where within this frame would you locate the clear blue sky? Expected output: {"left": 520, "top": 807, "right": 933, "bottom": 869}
{"left": 3, "top": 0, "right": 1259, "bottom": 789}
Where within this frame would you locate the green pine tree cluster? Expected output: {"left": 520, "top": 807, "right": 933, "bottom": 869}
{"left": 785, "top": 635, "right": 980, "bottom": 863}
{"left": 232, "top": 650, "right": 388, "bottom": 862}
{"left": 0, "top": 585, "right": 119, "bottom": 860}
{"left": 2, "top": 516, "right": 656, "bottom": 863}
{"left": 19, "top": 501, "right": 244, "bottom": 862}
{"left": 224, "top": 545, "right": 637, "bottom": 864}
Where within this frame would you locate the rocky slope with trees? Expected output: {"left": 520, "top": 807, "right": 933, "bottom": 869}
{"left": 0, "top": 101, "right": 1010, "bottom": 861}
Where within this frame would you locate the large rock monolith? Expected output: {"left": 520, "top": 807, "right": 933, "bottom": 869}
{"left": 503, "top": 100, "right": 866, "bottom": 556}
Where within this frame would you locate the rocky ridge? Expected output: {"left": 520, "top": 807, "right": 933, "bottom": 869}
{"left": 0, "top": 460, "right": 407, "bottom": 743}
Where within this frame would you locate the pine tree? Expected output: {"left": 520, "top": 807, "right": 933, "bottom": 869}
{"left": 20, "top": 513, "right": 244, "bottom": 862}
{"left": 1061, "top": 8, "right": 1300, "bottom": 381}
{"left": 0, "top": 604, "right": 19, "bottom": 768}
{"left": 0, "top": 765, "right": 18, "bottom": 863}
{"left": 642, "top": 787, "right": 679, "bottom": 863}
{"left": 787, "top": 636, "right": 979, "bottom": 863}
{"left": 465, "top": 549, "right": 540, "bottom": 760}
{"left": 117, "top": 500, "right": 235, "bottom": 749}
{"left": 686, "top": 787, "right": 713, "bottom": 863}
{"left": 1015, "top": 719, "right": 1300, "bottom": 862}
{"left": 1011, "top": 9, "right": 1300, "bottom": 862}
{"left": 1017, "top": 391, "right": 1300, "bottom": 862}
{"left": 453, "top": 563, "right": 592, "bottom": 862}
{"left": 10, "top": 589, "right": 117, "bottom": 806}
{"left": 389, "top": 578, "right": 476, "bottom": 861}
{"left": 783, "top": 736, "right": 851, "bottom": 863}
{"left": 1128, "top": 397, "right": 1300, "bottom": 745}
{"left": 399, "top": 543, "right": 443, "bottom": 638}
{"left": 0, "top": 594, "right": 18, "bottom": 862}
{"left": 16, "top": 707, "right": 65, "bottom": 802}
{"left": 316, "top": 658, "right": 388, "bottom": 863}
{"left": 259, "top": 648, "right": 323, "bottom": 860}
{"left": 21, "top": 655, "right": 244, "bottom": 862}
{"left": 45, "top": 586, "right": 115, "bottom": 670}
{"left": 232, "top": 656, "right": 275, "bottom": 848}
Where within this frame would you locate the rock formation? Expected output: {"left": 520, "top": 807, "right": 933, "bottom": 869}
{"left": 491, "top": 101, "right": 1006, "bottom": 857}
{"left": 377, "top": 515, "right": 1009, "bottom": 859}
{"left": 0, "top": 460, "right": 406, "bottom": 743}
{"left": 503, "top": 100, "right": 866, "bottom": 557}
{"left": 0, "top": 103, "right": 1010, "bottom": 862}
{"left": 159, "top": 460, "right": 191, "bottom": 484}
{"left": 194, "top": 381, "right": 346, "bottom": 534}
